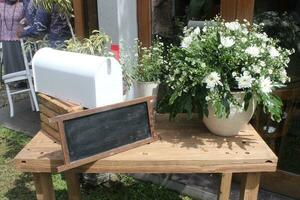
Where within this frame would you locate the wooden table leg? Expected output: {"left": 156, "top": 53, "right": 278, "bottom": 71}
{"left": 33, "top": 173, "right": 56, "bottom": 200}
{"left": 65, "top": 171, "right": 81, "bottom": 200}
{"left": 240, "top": 173, "right": 261, "bottom": 200}
{"left": 218, "top": 173, "right": 232, "bottom": 200}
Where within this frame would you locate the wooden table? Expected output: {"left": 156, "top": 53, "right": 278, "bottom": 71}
{"left": 14, "top": 114, "right": 277, "bottom": 200}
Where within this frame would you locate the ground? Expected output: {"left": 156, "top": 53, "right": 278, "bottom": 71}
{"left": 0, "top": 126, "right": 193, "bottom": 200}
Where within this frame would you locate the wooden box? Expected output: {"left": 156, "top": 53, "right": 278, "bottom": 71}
{"left": 38, "top": 93, "right": 83, "bottom": 143}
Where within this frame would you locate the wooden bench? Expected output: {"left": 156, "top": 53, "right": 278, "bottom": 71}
{"left": 14, "top": 114, "right": 277, "bottom": 200}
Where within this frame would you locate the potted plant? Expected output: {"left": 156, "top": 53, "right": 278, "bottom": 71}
{"left": 166, "top": 17, "right": 294, "bottom": 136}
{"left": 122, "top": 38, "right": 166, "bottom": 103}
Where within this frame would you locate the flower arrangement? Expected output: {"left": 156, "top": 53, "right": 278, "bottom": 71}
{"left": 166, "top": 17, "right": 294, "bottom": 122}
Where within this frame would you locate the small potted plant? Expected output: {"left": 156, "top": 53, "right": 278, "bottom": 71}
{"left": 166, "top": 17, "right": 294, "bottom": 136}
{"left": 122, "top": 38, "right": 166, "bottom": 103}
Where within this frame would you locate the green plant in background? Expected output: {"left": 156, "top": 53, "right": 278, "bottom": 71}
{"left": 133, "top": 38, "right": 166, "bottom": 82}
{"left": 166, "top": 17, "right": 294, "bottom": 121}
{"left": 254, "top": 11, "right": 300, "bottom": 50}
{"left": 64, "top": 30, "right": 112, "bottom": 56}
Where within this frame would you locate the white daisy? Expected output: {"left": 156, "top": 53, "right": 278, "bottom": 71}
{"left": 245, "top": 46, "right": 260, "bottom": 57}
{"left": 203, "top": 72, "right": 223, "bottom": 89}
{"left": 269, "top": 47, "right": 280, "bottom": 58}
{"left": 259, "top": 77, "right": 273, "bottom": 93}
{"left": 235, "top": 71, "right": 254, "bottom": 89}
{"left": 220, "top": 36, "right": 235, "bottom": 48}
{"left": 225, "top": 22, "right": 240, "bottom": 31}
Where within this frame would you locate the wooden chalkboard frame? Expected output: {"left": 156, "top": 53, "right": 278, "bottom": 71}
{"left": 50, "top": 96, "right": 157, "bottom": 172}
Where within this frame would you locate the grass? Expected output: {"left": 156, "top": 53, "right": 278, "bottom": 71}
{"left": 0, "top": 126, "right": 193, "bottom": 200}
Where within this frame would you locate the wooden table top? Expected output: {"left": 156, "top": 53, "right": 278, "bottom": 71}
{"left": 14, "top": 114, "right": 277, "bottom": 173}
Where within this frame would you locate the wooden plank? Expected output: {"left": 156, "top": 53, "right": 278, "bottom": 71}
{"left": 65, "top": 171, "right": 81, "bottom": 200}
{"left": 50, "top": 96, "right": 153, "bottom": 123}
{"left": 261, "top": 170, "right": 300, "bottom": 199}
{"left": 72, "top": 0, "right": 86, "bottom": 38}
{"left": 38, "top": 93, "right": 83, "bottom": 114}
{"left": 41, "top": 123, "right": 60, "bottom": 143}
{"left": 220, "top": 0, "right": 255, "bottom": 23}
{"left": 218, "top": 173, "right": 232, "bottom": 200}
{"left": 40, "top": 113, "right": 59, "bottom": 131}
{"left": 40, "top": 105, "right": 59, "bottom": 118}
{"left": 240, "top": 173, "right": 261, "bottom": 200}
{"left": 33, "top": 173, "right": 55, "bottom": 200}
{"left": 236, "top": 0, "right": 255, "bottom": 23}
{"left": 14, "top": 114, "right": 278, "bottom": 173}
{"left": 220, "top": 0, "right": 237, "bottom": 21}
{"left": 137, "top": 0, "right": 152, "bottom": 47}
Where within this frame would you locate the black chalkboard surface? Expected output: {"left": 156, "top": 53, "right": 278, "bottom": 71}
{"left": 50, "top": 97, "right": 157, "bottom": 172}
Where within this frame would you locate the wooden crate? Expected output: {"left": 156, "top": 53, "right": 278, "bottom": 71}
{"left": 38, "top": 93, "right": 83, "bottom": 143}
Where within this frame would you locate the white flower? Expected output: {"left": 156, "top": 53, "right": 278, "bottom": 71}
{"left": 259, "top": 61, "right": 266, "bottom": 67}
{"left": 220, "top": 36, "right": 235, "bottom": 48}
{"left": 241, "top": 37, "right": 247, "bottom": 43}
{"left": 181, "top": 36, "right": 193, "bottom": 48}
{"left": 225, "top": 22, "right": 240, "bottom": 31}
{"left": 252, "top": 65, "right": 261, "bottom": 73}
{"left": 255, "top": 33, "right": 269, "bottom": 42}
{"left": 193, "top": 27, "right": 201, "bottom": 35}
{"left": 269, "top": 47, "right": 280, "bottom": 58}
{"left": 232, "top": 72, "right": 237, "bottom": 77}
{"left": 205, "top": 96, "right": 211, "bottom": 101}
{"left": 203, "top": 26, "right": 207, "bottom": 32}
{"left": 259, "top": 77, "right": 273, "bottom": 93}
{"left": 203, "top": 72, "right": 223, "bottom": 89}
{"left": 279, "top": 68, "right": 289, "bottom": 83}
{"left": 235, "top": 72, "right": 254, "bottom": 89}
{"left": 245, "top": 46, "right": 260, "bottom": 57}
{"left": 268, "top": 69, "right": 273, "bottom": 74}
{"left": 242, "top": 29, "right": 249, "bottom": 35}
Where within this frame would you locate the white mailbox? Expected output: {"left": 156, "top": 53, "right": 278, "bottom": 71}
{"left": 32, "top": 48, "right": 123, "bottom": 108}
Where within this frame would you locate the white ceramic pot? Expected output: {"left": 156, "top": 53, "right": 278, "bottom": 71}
{"left": 133, "top": 81, "right": 159, "bottom": 107}
{"left": 134, "top": 81, "right": 159, "bottom": 98}
{"left": 203, "top": 92, "right": 256, "bottom": 137}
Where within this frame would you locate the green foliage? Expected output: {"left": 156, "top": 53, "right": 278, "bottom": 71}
{"left": 64, "top": 30, "right": 111, "bottom": 56}
{"left": 166, "top": 17, "right": 294, "bottom": 120}
{"left": 255, "top": 11, "right": 300, "bottom": 50}
{"left": 133, "top": 38, "right": 166, "bottom": 82}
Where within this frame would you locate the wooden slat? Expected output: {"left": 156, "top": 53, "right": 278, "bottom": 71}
{"left": 218, "top": 173, "right": 232, "bottom": 200}
{"left": 137, "top": 0, "right": 152, "bottom": 47}
{"left": 220, "top": 0, "right": 238, "bottom": 21}
{"left": 261, "top": 171, "right": 300, "bottom": 199}
{"left": 72, "top": 0, "right": 86, "bottom": 38}
{"left": 14, "top": 114, "right": 278, "bottom": 174}
{"left": 41, "top": 123, "right": 60, "bottom": 143}
{"left": 236, "top": 0, "right": 255, "bottom": 23}
{"left": 39, "top": 105, "right": 59, "bottom": 118}
{"left": 240, "top": 173, "right": 261, "bottom": 200}
{"left": 220, "top": 0, "right": 255, "bottom": 23}
{"left": 40, "top": 113, "right": 59, "bottom": 131}
{"left": 65, "top": 171, "right": 81, "bottom": 200}
{"left": 38, "top": 93, "right": 83, "bottom": 114}
{"left": 33, "top": 173, "right": 55, "bottom": 200}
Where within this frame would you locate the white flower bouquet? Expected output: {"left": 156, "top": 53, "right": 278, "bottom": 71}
{"left": 166, "top": 17, "right": 294, "bottom": 121}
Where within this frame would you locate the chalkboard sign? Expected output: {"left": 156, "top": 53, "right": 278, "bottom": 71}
{"left": 50, "top": 97, "right": 157, "bottom": 172}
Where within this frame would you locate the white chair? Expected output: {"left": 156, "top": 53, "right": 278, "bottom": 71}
{"left": 2, "top": 40, "right": 39, "bottom": 117}
{"left": 0, "top": 42, "right": 3, "bottom": 83}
